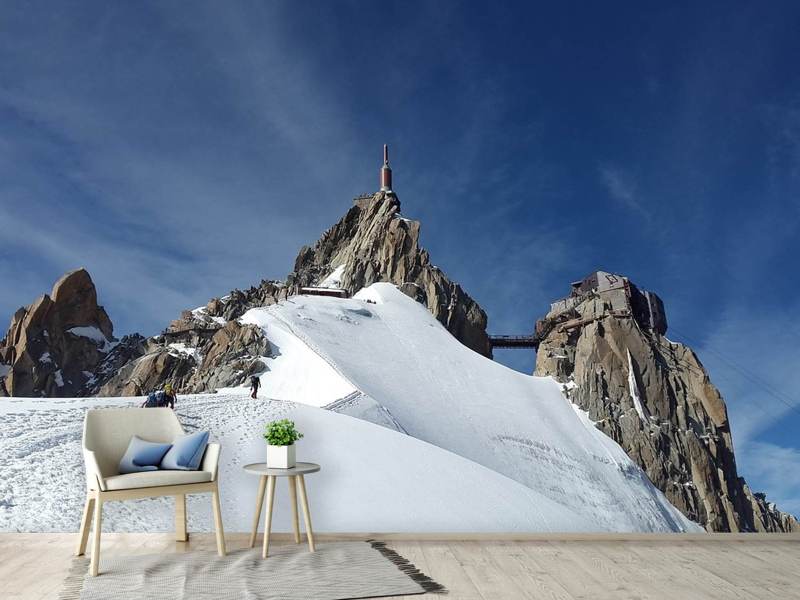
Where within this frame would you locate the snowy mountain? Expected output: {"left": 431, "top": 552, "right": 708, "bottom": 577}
{"left": 0, "top": 283, "right": 698, "bottom": 533}
{"left": 535, "top": 271, "right": 798, "bottom": 532}
{"left": 0, "top": 269, "right": 143, "bottom": 397}
{"left": 239, "top": 282, "right": 697, "bottom": 532}
{"left": 0, "top": 394, "right": 604, "bottom": 533}
{"left": 53, "top": 191, "right": 491, "bottom": 399}
{"left": 2, "top": 191, "right": 790, "bottom": 532}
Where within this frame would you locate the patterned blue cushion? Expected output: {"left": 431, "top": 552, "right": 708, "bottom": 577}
{"left": 160, "top": 431, "right": 210, "bottom": 471}
{"left": 118, "top": 436, "right": 172, "bottom": 474}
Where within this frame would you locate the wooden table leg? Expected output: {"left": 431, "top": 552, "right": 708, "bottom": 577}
{"left": 248, "top": 475, "right": 268, "bottom": 548}
{"left": 288, "top": 475, "right": 301, "bottom": 543}
{"left": 261, "top": 475, "right": 276, "bottom": 558}
{"left": 296, "top": 475, "right": 315, "bottom": 552}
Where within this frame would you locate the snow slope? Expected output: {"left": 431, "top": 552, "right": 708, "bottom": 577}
{"left": 236, "top": 316, "right": 356, "bottom": 406}
{"left": 0, "top": 283, "right": 700, "bottom": 533}
{"left": 242, "top": 283, "right": 700, "bottom": 533}
{"left": 0, "top": 394, "right": 597, "bottom": 533}
{"left": 67, "top": 325, "right": 117, "bottom": 352}
{"left": 317, "top": 264, "right": 345, "bottom": 288}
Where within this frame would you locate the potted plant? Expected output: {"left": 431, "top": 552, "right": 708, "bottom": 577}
{"left": 263, "top": 419, "right": 304, "bottom": 469}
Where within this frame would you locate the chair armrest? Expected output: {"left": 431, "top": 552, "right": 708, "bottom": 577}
{"left": 83, "top": 448, "right": 107, "bottom": 492}
{"left": 201, "top": 443, "right": 221, "bottom": 481}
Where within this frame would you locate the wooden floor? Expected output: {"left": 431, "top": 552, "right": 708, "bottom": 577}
{"left": 2, "top": 533, "right": 799, "bottom": 600}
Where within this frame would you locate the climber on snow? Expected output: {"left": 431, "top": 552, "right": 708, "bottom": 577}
{"left": 250, "top": 375, "right": 261, "bottom": 400}
{"left": 141, "top": 382, "right": 177, "bottom": 409}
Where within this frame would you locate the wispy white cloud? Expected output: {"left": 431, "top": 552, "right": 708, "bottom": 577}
{"left": 598, "top": 164, "right": 650, "bottom": 218}
{"left": 696, "top": 307, "right": 800, "bottom": 448}
{"left": 737, "top": 441, "right": 800, "bottom": 516}
{"left": 0, "top": 3, "right": 374, "bottom": 335}
{"left": 686, "top": 286, "right": 800, "bottom": 516}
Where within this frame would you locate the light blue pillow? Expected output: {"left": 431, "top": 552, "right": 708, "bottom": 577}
{"left": 160, "top": 431, "right": 210, "bottom": 471}
{"left": 119, "top": 436, "right": 173, "bottom": 474}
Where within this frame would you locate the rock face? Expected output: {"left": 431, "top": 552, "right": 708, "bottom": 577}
{"left": 288, "top": 192, "right": 491, "bottom": 356}
{"left": 0, "top": 269, "right": 126, "bottom": 397}
{"left": 534, "top": 271, "right": 797, "bottom": 532}
{"left": 97, "top": 321, "right": 270, "bottom": 397}
{"left": 97, "top": 192, "right": 491, "bottom": 395}
{"left": 3, "top": 193, "right": 488, "bottom": 397}
{"left": 2, "top": 206, "right": 795, "bottom": 534}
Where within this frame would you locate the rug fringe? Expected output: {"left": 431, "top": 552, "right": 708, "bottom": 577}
{"left": 57, "top": 557, "right": 88, "bottom": 600}
{"left": 367, "top": 539, "right": 447, "bottom": 594}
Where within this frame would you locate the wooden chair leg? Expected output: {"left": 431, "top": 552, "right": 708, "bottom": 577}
{"left": 211, "top": 486, "right": 226, "bottom": 557}
{"left": 261, "top": 476, "right": 276, "bottom": 558}
{"left": 175, "top": 494, "right": 188, "bottom": 542}
{"left": 296, "top": 475, "right": 315, "bottom": 552}
{"left": 248, "top": 476, "right": 267, "bottom": 548}
{"left": 75, "top": 495, "right": 95, "bottom": 556}
{"left": 89, "top": 496, "right": 103, "bottom": 576}
{"left": 288, "top": 475, "right": 301, "bottom": 543}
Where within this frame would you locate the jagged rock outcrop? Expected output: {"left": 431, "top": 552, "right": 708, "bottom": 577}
{"left": 0, "top": 194, "right": 490, "bottom": 396}
{"left": 98, "top": 344, "right": 197, "bottom": 397}
{"left": 96, "top": 191, "right": 492, "bottom": 396}
{"left": 288, "top": 192, "right": 491, "bottom": 356}
{"left": 168, "top": 282, "right": 291, "bottom": 332}
{"left": 0, "top": 269, "right": 128, "bottom": 397}
{"left": 534, "top": 270, "right": 797, "bottom": 532}
{"left": 97, "top": 321, "right": 270, "bottom": 396}
{"left": 82, "top": 333, "right": 148, "bottom": 395}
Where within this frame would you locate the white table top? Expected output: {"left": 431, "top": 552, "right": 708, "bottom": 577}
{"left": 243, "top": 462, "right": 321, "bottom": 477}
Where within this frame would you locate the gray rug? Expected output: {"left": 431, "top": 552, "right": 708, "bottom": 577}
{"left": 58, "top": 541, "right": 445, "bottom": 599}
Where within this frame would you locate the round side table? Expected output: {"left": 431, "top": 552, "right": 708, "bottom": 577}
{"left": 243, "top": 462, "right": 321, "bottom": 558}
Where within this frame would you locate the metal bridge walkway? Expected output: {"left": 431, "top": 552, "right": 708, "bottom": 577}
{"left": 488, "top": 335, "right": 538, "bottom": 349}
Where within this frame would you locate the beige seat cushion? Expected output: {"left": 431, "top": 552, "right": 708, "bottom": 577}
{"left": 103, "top": 470, "right": 213, "bottom": 491}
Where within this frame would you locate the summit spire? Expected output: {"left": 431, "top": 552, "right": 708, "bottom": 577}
{"left": 380, "top": 144, "right": 393, "bottom": 193}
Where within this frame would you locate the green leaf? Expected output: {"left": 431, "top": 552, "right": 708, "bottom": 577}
{"left": 263, "top": 419, "right": 304, "bottom": 446}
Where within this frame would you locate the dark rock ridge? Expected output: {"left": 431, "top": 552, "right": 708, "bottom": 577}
{"left": 534, "top": 270, "right": 797, "bottom": 532}
{"left": 2, "top": 193, "right": 488, "bottom": 397}
{"left": 0, "top": 269, "right": 140, "bottom": 397}
{"left": 2, "top": 202, "right": 795, "bottom": 535}
{"left": 95, "top": 191, "right": 490, "bottom": 394}
{"left": 96, "top": 321, "right": 270, "bottom": 396}
{"left": 287, "top": 192, "right": 491, "bottom": 357}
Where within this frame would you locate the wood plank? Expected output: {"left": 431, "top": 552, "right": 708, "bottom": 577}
{"left": 448, "top": 541, "right": 536, "bottom": 599}
{"left": 1, "top": 533, "right": 799, "bottom": 600}
{"left": 591, "top": 541, "right": 704, "bottom": 599}
{"left": 555, "top": 540, "right": 661, "bottom": 600}
{"left": 420, "top": 542, "right": 483, "bottom": 599}
{"left": 483, "top": 541, "right": 576, "bottom": 600}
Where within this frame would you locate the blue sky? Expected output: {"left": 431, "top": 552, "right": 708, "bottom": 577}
{"left": 1, "top": 2, "right": 799, "bottom": 516}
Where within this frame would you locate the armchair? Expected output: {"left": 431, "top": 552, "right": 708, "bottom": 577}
{"left": 76, "top": 408, "right": 226, "bottom": 576}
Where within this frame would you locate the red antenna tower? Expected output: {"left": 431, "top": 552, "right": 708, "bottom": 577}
{"left": 380, "top": 144, "right": 393, "bottom": 192}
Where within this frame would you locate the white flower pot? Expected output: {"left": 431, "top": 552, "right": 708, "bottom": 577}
{"left": 267, "top": 443, "right": 296, "bottom": 469}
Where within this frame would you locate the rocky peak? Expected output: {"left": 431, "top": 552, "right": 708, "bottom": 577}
{"left": 0, "top": 269, "right": 120, "bottom": 397}
{"left": 288, "top": 192, "right": 492, "bottom": 356}
{"left": 51, "top": 269, "right": 114, "bottom": 337}
{"left": 534, "top": 270, "right": 797, "bottom": 532}
{"left": 95, "top": 191, "right": 492, "bottom": 397}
